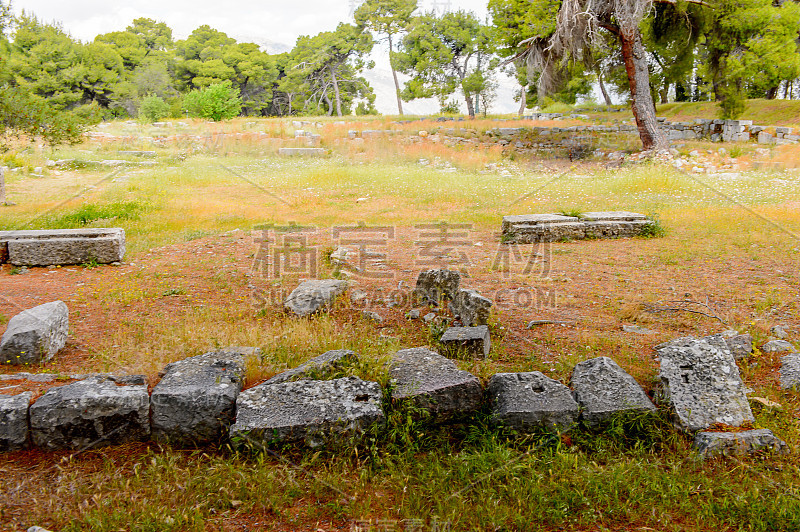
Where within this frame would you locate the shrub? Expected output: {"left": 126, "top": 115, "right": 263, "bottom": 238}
{"left": 139, "top": 95, "right": 170, "bottom": 123}
{"left": 184, "top": 81, "right": 242, "bottom": 121}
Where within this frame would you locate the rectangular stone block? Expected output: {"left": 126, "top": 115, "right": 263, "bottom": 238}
{"left": 440, "top": 325, "right": 491, "bottom": 357}
{"left": 579, "top": 212, "right": 648, "bottom": 222}
{"left": 277, "top": 148, "right": 325, "bottom": 156}
{"left": 583, "top": 220, "right": 654, "bottom": 239}
{"left": 0, "top": 228, "right": 125, "bottom": 266}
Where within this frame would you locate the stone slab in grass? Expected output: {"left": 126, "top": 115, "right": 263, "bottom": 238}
{"left": 265, "top": 349, "right": 357, "bottom": 385}
{"left": 655, "top": 336, "right": 754, "bottom": 432}
{"left": 583, "top": 220, "right": 654, "bottom": 239}
{"left": 0, "top": 228, "right": 125, "bottom": 266}
{"left": 284, "top": 279, "right": 348, "bottom": 317}
{"left": 578, "top": 211, "right": 649, "bottom": 222}
{"left": 693, "top": 429, "right": 789, "bottom": 458}
{"left": 487, "top": 372, "right": 579, "bottom": 432}
{"left": 0, "top": 301, "right": 69, "bottom": 365}
{"left": 278, "top": 147, "right": 325, "bottom": 156}
{"left": 709, "top": 330, "right": 754, "bottom": 361}
{"left": 440, "top": 326, "right": 491, "bottom": 357}
{"left": 0, "top": 391, "right": 32, "bottom": 452}
{"left": 30, "top": 376, "right": 149, "bottom": 450}
{"left": 780, "top": 354, "right": 800, "bottom": 390}
{"left": 449, "top": 288, "right": 492, "bottom": 327}
{"left": 501, "top": 214, "right": 578, "bottom": 233}
{"left": 570, "top": 357, "right": 655, "bottom": 426}
{"left": 230, "top": 377, "right": 383, "bottom": 448}
{"left": 151, "top": 348, "right": 251, "bottom": 446}
{"left": 388, "top": 347, "right": 482, "bottom": 420}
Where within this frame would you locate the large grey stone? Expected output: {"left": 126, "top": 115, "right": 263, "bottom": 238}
{"left": 0, "top": 228, "right": 125, "bottom": 266}
{"left": 30, "top": 376, "right": 149, "bottom": 450}
{"left": 449, "top": 288, "right": 492, "bottom": 326}
{"left": 501, "top": 214, "right": 578, "bottom": 234}
{"left": 389, "top": 347, "right": 482, "bottom": 420}
{"left": 265, "top": 349, "right": 357, "bottom": 385}
{"left": 151, "top": 348, "right": 252, "bottom": 446}
{"left": 762, "top": 340, "right": 796, "bottom": 354}
{"left": 578, "top": 211, "right": 648, "bottom": 222}
{"left": 414, "top": 269, "right": 460, "bottom": 305}
{"left": 230, "top": 377, "right": 383, "bottom": 447}
{"left": 0, "top": 392, "right": 32, "bottom": 451}
{"left": 655, "top": 336, "right": 754, "bottom": 432}
{"left": 487, "top": 372, "right": 579, "bottom": 432}
{"left": 440, "top": 326, "right": 491, "bottom": 357}
{"left": 502, "top": 212, "right": 654, "bottom": 243}
{"left": 693, "top": 429, "right": 789, "bottom": 458}
{"left": 284, "top": 279, "right": 348, "bottom": 317}
{"left": 582, "top": 220, "right": 654, "bottom": 239}
{"left": 1, "top": 301, "right": 69, "bottom": 365}
{"left": 780, "top": 354, "right": 800, "bottom": 390}
{"left": 570, "top": 357, "right": 655, "bottom": 426}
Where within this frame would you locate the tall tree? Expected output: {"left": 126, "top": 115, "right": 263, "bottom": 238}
{"left": 281, "top": 23, "right": 374, "bottom": 116}
{"left": 396, "top": 10, "right": 495, "bottom": 117}
{"left": 354, "top": 0, "right": 416, "bottom": 115}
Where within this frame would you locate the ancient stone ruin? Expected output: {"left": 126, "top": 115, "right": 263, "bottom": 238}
{"left": 0, "top": 228, "right": 125, "bottom": 266}
{"left": 502, "top": 212, "right": 655, "bottom": 244}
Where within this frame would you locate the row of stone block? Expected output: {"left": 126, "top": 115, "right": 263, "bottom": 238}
{"left": 0, "top": 228, "right": 125, "bottom": 266}
{"left": 2, "top": 333, "right": 791, "bottom": 458}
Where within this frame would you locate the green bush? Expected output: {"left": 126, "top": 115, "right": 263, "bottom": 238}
{"left": 184, "top": 81, "right": 242, "bottom": 121}
{"left": 139, "top": 95, "right": 170, "bottom": 123}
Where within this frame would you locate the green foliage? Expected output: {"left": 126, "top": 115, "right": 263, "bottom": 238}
{"left": 0, "top": 85, "right": 85, "bottom": 146}
{"left": 639, "top": 213, "right": 667, "bottom": 238}
{"left": 139, "top": 94, "right": 170, "bottom": 122}
{"left": 397, "top": 10, "right": 496, "bottom": 117}
{"left": 43, "top": 200, "right": 148, "bottom": 228}
{"left": 184, "top": 81, "right": 242, "bottom": 121}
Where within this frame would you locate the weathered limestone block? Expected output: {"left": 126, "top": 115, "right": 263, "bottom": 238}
{"left": 655, "top": 336, "right": 754, "bottom": 432}
{"left": 440, "top": 326, "right": 491, "bottom": 357}
{"left": 265, "top": 349, "right": 357, "bottom": 385}
{"left": 389, "top": 347, "right": 482, "bottom": 420}
{"left": 414, "top": 268, "right": 461, "bottom": 305}
{"left": 449, "top": 288, "right": 492, "bottom": 326}
{"left": 277, "top": 147, "right": 325, "bottom": 156}
{"left": 487, "top": 372, "right": 579, "bottom": 432}
{"left": 780, "top": 354, "right": 800, "bottom": 390}
{"left": 0, "top": 228, "right": 125, "bottom": 266}
{"left": 709, "top": 330, "right": 753, "bottom": 361}
{"left": 151, "top": 348, "right": 251, "bottom": 446}
{"left": 502, "top": 212, "right": 654, "bottom": 243}
{"left": 583, "top": 220, "right": 654, "bottom": 239}
{"left": 30, "top": 376, "right": 149, "bottom": 450}
{"left": 284, "top": 279, "right": 348, "bottom": 317}
{"left": 761, "top": 340, "right": 796, "bottom": 354}
{"left": 0, "top": 392, "right": 32, "bottom": 451}
{"left": 230, "top": 377, "right": 383, "bottom": 447}
{"left": 1, "top": 301, "right": 69, "bottom": 365}
{"left": 570, "top": 357, "right": 655, "bottom": 426}
{"left": 693, "top": 429, "right": 788, "bottom": 458}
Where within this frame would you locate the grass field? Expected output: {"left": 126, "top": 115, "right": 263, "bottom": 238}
{"left": 1, "top": 112, "right": 799, "bottom": 531}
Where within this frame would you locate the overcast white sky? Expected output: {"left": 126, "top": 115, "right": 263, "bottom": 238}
{"left": 12, "top": 0, "right": 490, "bottom": 47}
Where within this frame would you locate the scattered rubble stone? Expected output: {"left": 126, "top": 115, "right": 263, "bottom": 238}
{"left": 570, "top": 357, "right": 656, "bottom": 426}
{"left": 655, "top": 336, "right": 754, "bottom": 432}
{"left": 30, "top": 376, "right": 150, "bottom": 450}
{"left": 414, "top": 269, "right": 460, "bottom": 305}
{"left": 449, "top": 288, "right": 492, "bottom": 326}
{"left": 230, "top": 377, "right": 383, "bottom": 447}
{"left": 487, "top": 372, "right": 579, "bottom": 432}
{"left": 770, "top": 325, "right": 789, "bottom": 339}
{"left": 284, "top": 279, "right": 348, "bottom": 317}
{"left": 693, "top": 429, "right": 788, "bottom": 458}
{"left": 780, "top": 354, "right": 800, "bottom": 390}
{"left": 622, "top": 323, "right": 657, "bottom": 335}
{"left": 265, "top": 349, "right": 357, "bottom": 385}
{"left": 151, "top": 348, "right": 250, "bottom": 446}
{"left": 389, "top": 347, "right": 482, "bottom": 420}
{"left": 0, "top": 391, "right": 32, "bottom": 452}
{"left": 761, "top": 340, "right": 796, "bottom": 354}
{"left": 440, "top": 326, "right": 491, "bottom": 357}
{"left": 711, "top": 330, "right": 753, "bottom": 361}
{"left": 0, "top": 300, "right": 69, "bottom": 365}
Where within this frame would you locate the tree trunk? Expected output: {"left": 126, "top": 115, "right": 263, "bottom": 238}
{"left": 596, "top": 67, "right": 612, "bottom": 106}
{"left": 518, "top": 86, "right": 526, "bottom": 117}
{"left": 388, "top": 34, "right": 404, "bottom": 116}
{"left": 0, "top": 167, "right": 5, "bottom": 205}
{"left": 766, "top": 85, "right": 779, "bottom": 100}
{"left": 330, "top": 66, "right": 343, "bottom": 117}
{"left": 464, "top": 93, "right": 475, "bottom": 118}
{"left": 619, "top": 29, "right": 666, "bottom": 150}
